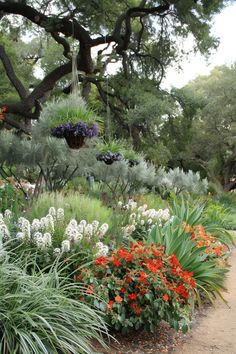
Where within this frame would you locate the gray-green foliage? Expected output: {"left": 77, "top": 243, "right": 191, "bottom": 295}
{"left": 0, "top": 129, "right": 97, "bottom": 192}
{"left": 0, "top": 128, "right": 208, "bottom": 197}
{"left": 92, "top": 158, "right": 156, "bottom": 196}
{"left": 155, "top": 167, "right": 208, "bottom": 195}
{"left": 92, "top": 159, "right": 208, "bottom": 200}
{"left": 0, "top": 250, "right": 108, "bottom": 354}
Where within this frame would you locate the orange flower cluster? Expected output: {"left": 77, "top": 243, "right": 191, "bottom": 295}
{"left": 95, "top": 242, "right": 196, "bottom": 316}
{"left": 183, "top": 223, "right": 228, "bottom": 257}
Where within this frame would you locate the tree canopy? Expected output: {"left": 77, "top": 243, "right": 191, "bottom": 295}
{"left": 0, "top": 0, "right": 228, "bottom": 135}
{"left": 159, "top": 64, "right": 236, "bottom": 190}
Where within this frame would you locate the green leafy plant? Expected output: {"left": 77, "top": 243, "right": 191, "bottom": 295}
{"left": 205, "top": 202, "right": 228, "bottom": 223}
{"left": 148, "top": 215, "right": 229, "bottom": 305}
{"left": 28, "top": 192, "right": 112, "bottom": 225}
{"left": 0, "top": 182, "right": 25, "bottom": 215}
{"left": 0, "top": 250, "right": 108, "bottom": 354}
{"left": 97, "top": 139, "right": 125, "bottom": 154}
{"left": 170, "top": 196, "right": 234, "bottom": 246}
{"left": 80, "top": 242, "right": 196, "bottom": 333}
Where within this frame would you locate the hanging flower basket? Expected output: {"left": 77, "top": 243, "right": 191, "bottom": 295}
{"left": 50, "top": 122, "right": 99, "bottom": 150}
{"left": 96, "top": 151, "right": 123, "bottom": 165}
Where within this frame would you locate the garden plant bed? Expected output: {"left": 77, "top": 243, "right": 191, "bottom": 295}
{"left": 93, "top": 234, "right": 236, "bottom": 354}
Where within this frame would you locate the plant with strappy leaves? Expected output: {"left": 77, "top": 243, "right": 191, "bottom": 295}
{"left": 0, "top": 250, "right": 108, "bottom": 354}
{"left": 147, "top": 198, "right": 233, "bottom": 305}
{"left": 148, "top": 218, "right": 228, "bottom": 305}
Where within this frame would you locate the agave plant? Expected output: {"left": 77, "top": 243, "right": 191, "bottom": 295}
{"left": 0, "top": 250, "right": 108, "bottom": 354}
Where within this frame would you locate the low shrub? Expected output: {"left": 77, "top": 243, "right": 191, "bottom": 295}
{"left": 80, "top": 242, "right": 196, "bottom": 333}
{"left": 204, "top": 201, "right": 230, "bottom": 227}
{"left": 0, "top": 182, "right": 25, "bottom": 215}
{"left": 28, "top": 192, "right": 112, "bottom": 225}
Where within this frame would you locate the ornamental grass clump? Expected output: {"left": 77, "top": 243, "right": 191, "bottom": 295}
{"left": 0, "top": 251, "right": 108, "bottom": 354}
{"left": 80, "top": 242, "right": 196, "bottom": 333}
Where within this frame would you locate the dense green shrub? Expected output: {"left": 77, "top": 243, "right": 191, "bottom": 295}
{"left": 0, "top": 182, "right": 25, "bottom": 214}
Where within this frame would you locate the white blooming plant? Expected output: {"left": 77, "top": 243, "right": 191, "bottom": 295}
{"left": 0, "top": 207, "right": 110, "bottom": 262}
{"left": 117, "top": 199, "right": 171, "bottom": 240}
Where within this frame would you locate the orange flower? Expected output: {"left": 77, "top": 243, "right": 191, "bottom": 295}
{"left": 130, "top": 302, "right": 136, "bottom": 309}
{"left": 120, "top": 286, "right": 126, "bottom": 294}
{"left": 136, "top": 306, "right": 141, "bottom": 315}
{"left": 112, "top": 255, "right": 121, "bottom": 267}
{"left": 125, "top": 275, "right": 132, "bottom": 283}
{"left": 115, "top": 295, "right": 123, "bottom": 303}
{"left": 197, "top": 241, "right": 204, "bottom": 248}
{"left": 213, "top": 246, "right": 221, "bottom": 256}
{"left": 86, "top": 284, "right": 94, "bottom": 294}
{"left": 163, "top": 294, "right": 169, "bottom": 301}
{"left": 182, "top": 223, "right": 191, "bottom": 233}
{"left": 106, "top": 300, "right": 114, "bottom": 311}
{"left": 95, "top": 256, "right": 109, "bottom": 269}
{"left": 128, "top": 293, "right": 137, "bottom": 301}
{"left": 0, "top": 105, "right": 6, "bottom": 121}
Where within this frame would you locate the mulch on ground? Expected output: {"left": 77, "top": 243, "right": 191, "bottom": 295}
{"left": 93, "top": 321, "right": 184, "bottom": 354}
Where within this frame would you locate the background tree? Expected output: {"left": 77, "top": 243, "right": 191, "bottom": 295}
{"left": 160, "top": 64, "right": 236, "bottom": 190}
{"left": 0, "top": 0, "right": 227, "bottom": 138}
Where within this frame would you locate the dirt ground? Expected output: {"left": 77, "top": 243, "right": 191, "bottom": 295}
{"left": 173, "top": 239, "right": 236, "bottom": 354}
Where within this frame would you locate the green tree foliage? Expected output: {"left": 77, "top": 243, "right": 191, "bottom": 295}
{"left": 0, "top": 35, "right": 34, "bottom": 103}
{"left": 0, "top": 0, "right": 229, "bottom": 136}
{"left": 160, "top": 64, "right": 236, "bottom": 190}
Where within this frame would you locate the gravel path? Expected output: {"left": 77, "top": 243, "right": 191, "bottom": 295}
{"left": 173, "top": 237, "right": 236, "bottom": 354}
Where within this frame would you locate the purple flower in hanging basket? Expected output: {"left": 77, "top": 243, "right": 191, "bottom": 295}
{"left": 50, "top": 125, "right": 65, "bottom": 138}
{"left": 50, "top": 122, "right": 99, "bottom": 139}
{"left": 96, "top": 151, "right": 124, "bottom": 165}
